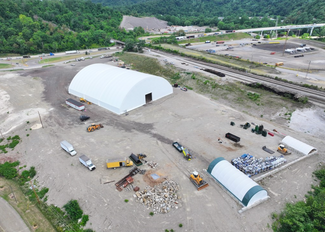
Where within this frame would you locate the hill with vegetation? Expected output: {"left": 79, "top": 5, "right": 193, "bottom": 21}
{"left": 0, "top": 0, "right": 144, "bottom": 55}
{"left": 92, "top": 0, "right": 324, "bottom": 27}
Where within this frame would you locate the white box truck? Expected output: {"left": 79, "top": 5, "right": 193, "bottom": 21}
{"left": 79, "top": 154, "right": 96, "bottom": 171}
{"left": 60, "top": 141, "right": 77, "bottom": 156}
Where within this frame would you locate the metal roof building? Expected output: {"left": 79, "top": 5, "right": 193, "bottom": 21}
{"left": 281, "top": 136, "right": 317, "bottom": 155}
{"left": 68, "top": 64, "right": 173, "bottom": 115}
{"left": 207, "top": 157, "right": 268, "bottom": 207}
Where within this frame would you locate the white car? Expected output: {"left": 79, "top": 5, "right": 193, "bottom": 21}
{"left": 205, "top": 41, "right": 211, "bottom": 43}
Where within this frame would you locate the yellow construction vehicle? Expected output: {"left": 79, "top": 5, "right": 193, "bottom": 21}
{"left": 277, "top": 144, "right": 291, "bottom": 155}
{"left": 87, "top": 123, "right": 103, "bottom": 132}
{"left": 129, "top": 153, "right": 147, "bottom": 166}
{"left": 80, "top": 98, "right": 92, "bottom": 105}
{"left": 190, "top": 171, "right": 209, "bottom": 191}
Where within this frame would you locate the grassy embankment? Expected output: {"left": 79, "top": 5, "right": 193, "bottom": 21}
{"left": 0, "top": 178, "right": 55, "bottom": 232}
{"left": 160, "top": 43, "right": 274, "bottom": 75}
{"left": 0, "top": 63, "right": 13, "bottom": 69}
{"left": 117, "top": 53, "right": 306, "bottom": 118}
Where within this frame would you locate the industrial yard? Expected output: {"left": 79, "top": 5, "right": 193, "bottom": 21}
{"left": 0, "top": 44, "right": 324, "bottom": 232}
{"left": 183, "top": 38, "right": 325, "bottom": 87}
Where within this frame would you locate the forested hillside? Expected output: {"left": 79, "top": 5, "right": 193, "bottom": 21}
{"left": 0, "top": 0, "right": 144, "bottom": 55}
{"left": 93, "top": 0, "right": 323, "bottom": 26}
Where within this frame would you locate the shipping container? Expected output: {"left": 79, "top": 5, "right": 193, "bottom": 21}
{"left": 225, "top": 133, "right": 240, "bottom": 142}
{"left": 66, "top": 98, "right": 85, "bottom": 111}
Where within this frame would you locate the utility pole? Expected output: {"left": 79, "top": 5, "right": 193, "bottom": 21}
{"left": 38, "top": 111, "right": 44, "bottom": 128}
{"left": 275, "top": 16, "right": 279, "bottom": 39}
{"left": 305, "top": 61, "right": 311, "bottom": 79}
{"left": 30, "top": 180, "right": 40, "bottom": 204}
{"left": 282, "top": 29, "right": 290, "bottom": 56}
{"left": 9, "top": 185, "right": 17, "bottom": 203}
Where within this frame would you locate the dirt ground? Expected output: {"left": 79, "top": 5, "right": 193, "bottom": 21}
{"left": 120, "top": 16, "right": 168, "bottom": 30}
{"left": 0, "top": 56, "right": 324, "bottom": 232}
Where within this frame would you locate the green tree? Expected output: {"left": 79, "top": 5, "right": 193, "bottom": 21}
{"left": 318, "top": 26, "right": 325, "bottom": 38}
{"left": 63, "top": 200, "right": 83, "bottom": 221}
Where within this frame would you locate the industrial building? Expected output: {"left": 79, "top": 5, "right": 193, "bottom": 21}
{"left": 207, "top": 157, "right": 269, "bottom": 207}
{"left": 68, "top": 64, "right": 173, "bottom": 115}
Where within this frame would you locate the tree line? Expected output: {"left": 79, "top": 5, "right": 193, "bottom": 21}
{"left": 92, "top": 0, "right": 324, "bottom": 27}
{"left": 0, "top": 0, "right": 146, "bottom": 55}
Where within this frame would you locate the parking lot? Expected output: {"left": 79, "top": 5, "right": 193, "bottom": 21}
{"left": 188, "top": 38, "right": 325, "bottom": 86}
{"left": 0, "top": 56, "right": 324, "bottom": 231}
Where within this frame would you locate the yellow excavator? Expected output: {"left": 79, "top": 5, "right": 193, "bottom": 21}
{"left": 87, "top": 123, "right": 103, "bottom": 132}
{"left": 190, "top": 171, "right": 209, "bottom": 191}
{"left": 277, "top": 144, "right": 291, "bottom": 155}
{"left": 80, "top": 98, "right": 92, "bottom": 105}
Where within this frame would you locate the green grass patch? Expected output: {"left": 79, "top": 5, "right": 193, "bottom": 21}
{"left": 0, "top": 161, "right": 20, "bottom": 179}
{"left": 0, "top": 135, "right": 21, "bottom": 153}
{"left": 247, "top": 92, "right": 260, "bottom": 101}
{"left": 0, "top": 63, "right": 13, "bottom": 69}
{"left": 42, "top": 65, "right": 54, "bottom": 68}
{"left": 39, "top": 57, "right": 64, "bottom": 64}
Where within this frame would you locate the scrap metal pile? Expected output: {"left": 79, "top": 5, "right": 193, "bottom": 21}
{"left": 147, "top": 161, "right": 158, "bottom": 169}
{"left": 231, "top": 154, "right": 287, "bottom": 177}
{"left": 133, "top": 180, "right": 181, "bottom": 214}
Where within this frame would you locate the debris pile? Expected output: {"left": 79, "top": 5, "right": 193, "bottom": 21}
{"left": 134, "top": 180, "right": 181, "bottom": 214}
{"left": 231, "top": 154, "right": 287, "bottom": 177}
{"left": 147, "top": 161, "right": 158, "bottom": 169}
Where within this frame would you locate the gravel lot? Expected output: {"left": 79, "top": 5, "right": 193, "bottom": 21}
{"left": 0, "top": 56, "right": 324, "bottom": 231}
{"left": 189, "top": 38, "right": 325, "bottom": 87}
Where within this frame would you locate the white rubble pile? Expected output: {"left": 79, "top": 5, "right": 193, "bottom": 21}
{"left": 147, "top": 161, "right": 158, "bottom": 169}
{"left": 133, "top": 180, "right": 181, "bottom": 214}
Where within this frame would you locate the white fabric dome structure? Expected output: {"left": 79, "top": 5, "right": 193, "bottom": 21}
{"left": 68, "top": 64, "right": 173, "bottom": 115}
{"left": 207, "top": 157, "right": 268, "bottom": 207}
{"left": 281, "top": 136, "right": 317, "bottom": 155}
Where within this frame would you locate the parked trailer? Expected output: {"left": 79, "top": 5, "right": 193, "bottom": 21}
{"left": 176, "top": 36, "right": 186, "bottom": 40}
{"left": 186, "top": 35, "right": 195, "bottom": 39}
{"left": 79, "top": 154, "right": 96, "bottom": 171}
{"left": 98, "top": 47, "right": 109, "bottom": 51}
{"left": 225, "top": 133, "right": 240, "bottom": 143}
{"left": 106, "top": 158, "right": 133, "bottom": 169}
{"left": 65, "top": 50, "right": 78, "bottom": 54}
{"left": 203, "top": 68, "right": 225, "bottom": 77}
{"left": 66, "top": 98, "right": 85, "bottom": 111}
{"left": 216, "top": 41, "right": 225, "bottom": 44}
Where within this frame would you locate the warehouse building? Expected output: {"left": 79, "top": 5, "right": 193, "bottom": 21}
{"left": 69, "top": 64, "right": 173, "bottom": 115}
{"left": 207, "top": 157, "right": 268, "bottom": 207}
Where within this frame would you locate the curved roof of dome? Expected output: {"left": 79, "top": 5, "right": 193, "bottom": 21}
{"left": 68, "top": 64, "right": 173, "bottom": 114}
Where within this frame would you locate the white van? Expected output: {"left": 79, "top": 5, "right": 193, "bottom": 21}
{"left": 60, "top": 141, "right": 77, "bottom": 156}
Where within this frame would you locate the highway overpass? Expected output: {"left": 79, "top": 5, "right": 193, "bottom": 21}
{"left": 236, "top": 23, "right": 325, "bottom": 36}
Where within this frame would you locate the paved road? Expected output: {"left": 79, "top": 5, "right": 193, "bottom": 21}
{"left": 0, "top": 197, "right": 30, "bottom": 232}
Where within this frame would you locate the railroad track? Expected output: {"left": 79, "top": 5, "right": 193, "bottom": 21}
{"left": 153, "top": 50, "right": 325, "bottom": 105}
